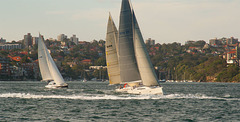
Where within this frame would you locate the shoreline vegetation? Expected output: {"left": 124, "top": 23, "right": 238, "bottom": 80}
{"left": 0, "top": 80, "right": 239, "bottom": 84}
{"left": 1, "top": 39, "right": 240, "bottom": 83}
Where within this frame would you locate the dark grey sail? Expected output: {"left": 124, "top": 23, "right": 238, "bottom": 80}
{"left": 133, "top": 11, "right": 159, "bottom": 86}
{"left": 118, "top": 0, "right": 141, "bottom": 83}
{"left": 106, "top": 14, "right": 121, "bottom": 85}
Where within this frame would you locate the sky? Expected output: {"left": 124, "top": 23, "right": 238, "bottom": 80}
{"left": 0, "top": 0, "right": 240, "bottom": 44}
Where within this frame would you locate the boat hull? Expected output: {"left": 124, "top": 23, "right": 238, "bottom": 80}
{"left": 45, "top": 84, "right": 68, "bottom": 89}
{"left": 116, "top": 86, "right": 163, "bottom": 95}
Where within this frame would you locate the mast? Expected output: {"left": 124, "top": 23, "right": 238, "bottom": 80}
{"left": 118, "top": 0, "right": 141, "bottom": 83}
{"left": 105, "top": 14, "right": 121, "bottom": 84}
{"left": 132, "top": 11, "right": 159, "bottom": 86}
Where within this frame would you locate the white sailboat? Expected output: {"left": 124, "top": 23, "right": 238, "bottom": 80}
{"left": 82, "top": 70, "right": 87, "bottom": 82}
{"left": 83, "top": 78, "right": 87, "bottom": 82}
{"left": 38, "top": 34, "right": 68, "bottom": 88}
{"left": 106, "top": 0, "right": 163, "bottom": 95}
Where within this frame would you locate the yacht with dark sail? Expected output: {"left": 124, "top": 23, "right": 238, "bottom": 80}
{"left": 105, "top": 0, "right": 163, "bottom": 95}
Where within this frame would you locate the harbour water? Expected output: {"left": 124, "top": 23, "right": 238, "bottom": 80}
{"left": 0, "top": 81, "right": 239, "bottom": 121}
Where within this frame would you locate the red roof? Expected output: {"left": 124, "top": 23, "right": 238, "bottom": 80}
{"left": 20, "top": 51, "right": 28, "bottom": 55}
{"left": 228, "top": 51, "right": 236, "bottom": 54}
{"left": 12, "top": 56, "right": 21, "bottom": 61}
{"left": 233, "top": 43, "right": 238, "bottom": 46}
{"left": 81, "top": 59, "right": 91, "bottom": 62}
{"left": 8, "top": 55, "right": 21, "bottom": 62}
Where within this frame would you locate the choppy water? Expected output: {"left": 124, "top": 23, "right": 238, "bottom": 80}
{"left": 0, "top": 81, "right": 239, "bottom": 121}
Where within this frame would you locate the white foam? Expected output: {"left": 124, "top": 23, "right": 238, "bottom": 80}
{"left": 0, "top": 93, "right": 239, "bottom": 100}
{"left": 0, "top": 93, "right": 154, "bottom": 100}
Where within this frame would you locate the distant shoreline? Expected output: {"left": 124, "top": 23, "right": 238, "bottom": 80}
{"left": 0, "top": 80, "right": 239, "bottom": 83}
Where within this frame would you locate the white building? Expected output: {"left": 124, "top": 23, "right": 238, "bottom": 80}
{"left": 145, "top": 38, "right": 155, "bottom": 45}
{"left": 0, "top": 43, "right": 22, "bottom": 50}
{"left": 70, "top": 35, "right": 79, "bottom": 45}
{"left": 23, "top": 33, "right": 32, "bottom": 48}
{"left": 57, "top": 34, "right": 67, "bottom": 42}
{"left": 0, "top": 38, "right": 6, "bottom": 44}
{"left": 32, "top": 37, "right": 39, "bottom": 45}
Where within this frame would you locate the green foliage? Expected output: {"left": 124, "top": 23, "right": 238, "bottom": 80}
{"left": 185, "top": 40, "right": 206, "bottom": 48}
{"left": 2, "top": 38, "right": 240, "bottom": 82}
{"left": 0, "top": 50, "right": 9, "bottom": 57}
{"left": 189, "top": 56, "right": 226, "bottom": 81}
{"left": 94, "top": 57, "right": 106, "bottom": 66}
{"left": 20, "top": 55, "right": 31, "bottom": 64}
{"left": 232, "top": 73, "right": 240, "bottom": 82}
{"left": 216, "top": 65, "right": 239, "bottom": 82}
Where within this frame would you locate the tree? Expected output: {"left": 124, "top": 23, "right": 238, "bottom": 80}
{"left": 20, "top": 55, "right": 31, "bottom": 64}
{"left": 94, "top": 57, "right": 106, "bottom": 66}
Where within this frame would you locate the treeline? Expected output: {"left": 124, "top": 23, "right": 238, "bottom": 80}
{"left": 149, "top": 41, "right": 240, "bottom": 82}
{"left": 2, "top": 39, "right": 240, "bottom": 82}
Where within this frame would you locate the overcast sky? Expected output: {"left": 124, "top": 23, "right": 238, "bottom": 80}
{"left": 0, "top": 0, "right": 239, "bottom": 44}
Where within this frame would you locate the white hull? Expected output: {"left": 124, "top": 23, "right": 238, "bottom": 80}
{"left": 116, "top": 86, "right": 163, "bottom": 95}
{"left": 45, "top": 83, "right": 68, "bottom": 89}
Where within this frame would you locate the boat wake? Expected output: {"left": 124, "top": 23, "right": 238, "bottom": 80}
{"left": 0, "top": 93, "right": 239, "bottom": 101}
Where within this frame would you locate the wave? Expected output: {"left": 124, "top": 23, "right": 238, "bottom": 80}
{"left": 0, "top": 93, "right": 239, "bottom": 100}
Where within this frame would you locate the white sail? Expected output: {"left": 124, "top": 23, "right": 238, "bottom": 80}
{"left": 43, "top": 40, "right": 66, "bottom": 86}
{"left": 106, "top": 14, "right": 121, "bottom": 85}
{"left": 38, "top": 34, "right": 66, "bottom": 86}
{"left": 38, "top": 34, "right": 53, "bottom": 81}
{"left": 133, "top": 11, "right": 159, "bottom": 86}
{"left": 118, "top": 0, "right": 141, "bottom": 83}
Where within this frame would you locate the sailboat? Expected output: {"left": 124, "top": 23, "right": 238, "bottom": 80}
{"left": 82, "top": 70, "right": 87, "bottom": 82}
{"left": 83, "top": 78, "right": 87, "bottom": 83}
{"left": 38, "top": 34, "right": 68, "bottom": 88}
{"left": 105, "top": 0, "right": 163, "bottom": 95}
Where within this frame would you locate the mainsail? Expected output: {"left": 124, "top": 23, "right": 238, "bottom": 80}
{"left": 106, "top": 14, "right": 121, "bottom": 84}
{"left": 38, "top": 34, "right": 53, "bottom": 81}
{"left": 133, "top": 11, "right": 159, "bottom": 86}
{"left": 38, "top": 34, "right": 66, "bottom": 85}
{"left": 118, "top": 0, "right": 141, "bottom": 83}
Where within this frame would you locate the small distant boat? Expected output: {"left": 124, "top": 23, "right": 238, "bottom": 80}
{"left": 38, "top": 34, "right": 68, "bottom": 88}
{"left": 105, "top": 0, "right": 163, "bottom": 95}
{"left": 82, "top": 78, "right": 87, "bottom": 82}
{"left": 159, "top": 79, "right": 166, "bottom": 83}
{"left": 82, "top": 70, "right": 87, "bottom": 82}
